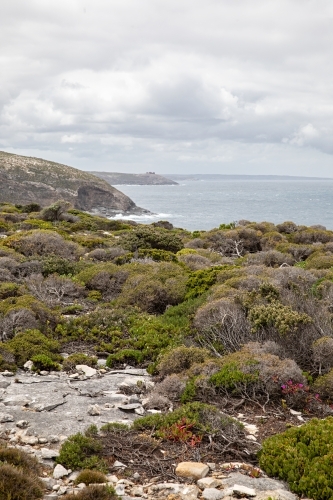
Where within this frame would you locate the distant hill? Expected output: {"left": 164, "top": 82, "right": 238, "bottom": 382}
{"left": 90, "top": 171, "right": 178, "bottom": 185}
{"left": 163, "top": 174, "right": 333, "bottom": 181}
{"left": 0, "top": 151, "right": 147, "bottom": 215}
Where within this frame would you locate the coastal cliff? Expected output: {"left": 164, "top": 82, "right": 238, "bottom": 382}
{"left": 0, "top": 151, "right": 147, "bottom": 215}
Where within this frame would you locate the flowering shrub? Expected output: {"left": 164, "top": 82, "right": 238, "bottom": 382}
{"left": 281, "top": 379, "right": 322, "bottom": 411}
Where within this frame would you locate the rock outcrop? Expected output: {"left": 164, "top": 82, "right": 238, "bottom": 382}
{"left": 0, "top": 151, "right": 147, "bottom": 215}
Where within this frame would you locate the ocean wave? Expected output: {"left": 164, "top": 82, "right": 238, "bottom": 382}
{"left": 109, "top": 212, "right": 173, "bottom": 221}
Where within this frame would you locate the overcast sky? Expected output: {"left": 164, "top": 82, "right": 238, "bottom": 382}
{"left": 1, "top": 0, "right": 333, "bottom": 176}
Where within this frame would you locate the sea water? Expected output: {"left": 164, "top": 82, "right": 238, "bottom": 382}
{"left": 111, "top": 179, "right": 333, "bottom": 231}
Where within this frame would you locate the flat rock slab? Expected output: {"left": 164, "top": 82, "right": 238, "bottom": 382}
{"left": 0, "top": 369, "right": 151, "bottom": 438}
{"left": 222, "top": 473, "right": 289, "bottom": 492}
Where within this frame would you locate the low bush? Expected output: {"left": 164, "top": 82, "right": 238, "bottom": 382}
{"left": 57, "top": 431, "right": 106, "bottom": 471}
{"left": 133, "top": 402, "right": 243, "bottom": 441}
{"left": 0, "top": 464, "right": 44, "bottom": 500}
{"left": 0, "top": 445, "right": 41, "bottom": 474}
{"left": 74, "top": 469, "right": 107, "bottom": 485}
{"left": 3, "top": 329, "right": 61, "bottom": 367}
{"left": 259, "top": 417, "right": 333, "bottom": 500}
{"left": 62, "top": 353, "right": 98, "bottom": 372}
{"left": 157, "top": 346, "right": 210, "bottom": 377}
{"left": 31, "top": 354, "right": 61, "bottom": 372}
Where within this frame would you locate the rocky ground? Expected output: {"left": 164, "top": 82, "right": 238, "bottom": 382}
{"left": 0, "top": 365, "right": 303, "bottom": 500}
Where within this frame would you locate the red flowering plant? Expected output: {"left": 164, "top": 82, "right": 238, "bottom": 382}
{"left": 158, "top": 417, "right": 202, "bottom": 447}
{"left": 281, "top": 380, "right": 322, "bottom": 412}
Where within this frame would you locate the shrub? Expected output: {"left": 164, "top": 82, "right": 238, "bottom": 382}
{"left": 157, "top": 346, "right": 210, "bottom": 377}
{"left": 63, "top": 353, "right": 98, "bottom": 372}
{"left": 40, "top": 200, "right": 72, "bottom": 222}
{"left": 185, "top": 266, "right": 226, "bottom": 299}
{"left": 312, "top": 337, "right": 333, "bottom": 375}
{"left": 193, "top": 298, "right": 251, "bottom": 354}
{"left": 249, "top": 301, "right": 312, "bottom": 335}
{"left": 5, "top": 230, "right": 83, "bottom": 260}
{"left": 3, "top": 329, "right": 61, "bottom": 367}
{"left": 0, "top": 464, "right": 44, "bottom": 499}
{"left": 41, "top": 255, "right": 76, "bottom": 277}
{"left": 57, "top": 431, "right": 105, "bottom": 471}
{"left": 133, "top": 401, "right": 243, "bottom": 440}
{"left": 0, "top": 445, "right": 41, "bottom": 474}
{"left": 119, "top": 226, "right": 183, "bottom": 253}
{"left": 259, "top": 417, "right": 333, "bottom": 500}
{"left": 62, "top": 485, "right": 118, "bottom": 500}
{"left": 313, "top": 370, "right": 333, "bottom": 400}
{"left": 74, "top": 469, "right": 107, "bottom": 485}
{"left": 31, "top": 354, "right": 61, "bottom": 372}
{"left": 26, "top": 273, "right": 85, "bottom": 305}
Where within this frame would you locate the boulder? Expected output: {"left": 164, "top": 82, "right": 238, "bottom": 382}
{"left": 53, "top": 464, "right": 69, "bottom": 479}
{"left": 75, "top": 365, "right": 97, "bottom": 377}
{"left": 175, "top": 462, "right": 209, "bottom": 479}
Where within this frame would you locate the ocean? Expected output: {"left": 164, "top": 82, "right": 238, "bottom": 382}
{"left": 111, "top": 179, "right": 333, "bottom": 231}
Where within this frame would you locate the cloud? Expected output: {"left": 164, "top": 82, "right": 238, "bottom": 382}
{"left": 1, "top": 0, "right": 333, "bottom": 174}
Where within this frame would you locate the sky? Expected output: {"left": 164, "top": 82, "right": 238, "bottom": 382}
{"left": 1, "top": 0, "right": 333, "bottom": 176}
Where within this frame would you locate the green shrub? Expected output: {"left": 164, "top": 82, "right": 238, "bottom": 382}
{"left": 31, "top": 354, "right": 61, "bottom": 372}
{"left": 249, "top": 300, "right": 312, "bottom": 335}
{"left": 57, "top": 431, "right": 105, "bottom": 471}
{"left": 133, "top": 401, "right": 242, "bottom": 439}
{"left": 74, "top": 469, "right": 107, "bottom": 485}
{"left": 259, "top": 417, "right": 333, "bottom": 500}
{"left": 62, "top": 485, "right": 118, "bottom": 500}
{"left": 4, "top": 329, "right": 61, "bottom": 367}
{"left": 313, "top": 370, "right": 333, "bottom": 399}
{"left": 185, "top": 266, "right": 226, "bottom": 299}
{"left": 119, "top": 226, "right": 184, "bottom": 253}
{"left": 0, "top": 464, "right": 44, "bottom": 500}
{"left": 63, "top": 353, "right": 98, "bottom": 372}
{"left": 41, "top": 255, "right": 76, "bottom": 276}
{"left": 0, "top": 282, "right": 21, "bottom": 299}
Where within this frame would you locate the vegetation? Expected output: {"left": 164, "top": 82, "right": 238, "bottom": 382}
{"left": 259, "top": 418, "right": 333, "bottom": 500}
{"left": 2, "top": 202, "right": 332, "bottom": 496}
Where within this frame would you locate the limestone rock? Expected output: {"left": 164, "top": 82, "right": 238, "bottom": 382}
{"left": 88, "top": 404, "right": 101, "bottom": 416}
{"left": 3, "top": 395, "right": 31, "bottom": 406}
{"left": 53, "top": 464, "right": 69, "bottom": 479}
{"left": 0, "top": 412, "right": 14, "bottom": 423}
{"left": 233, "top": 484, "right": 256, "bottom": 497}
{"left": 180, "top": 484, "right": 200, "bottom": 499}
{"left": 222, "top": 472, "right": 288, "bottom": 492}
{"left": 197, "top": 477, "right": 222, "bottom": 489}
{"left": 256, "top": 490, "right": 298, "bottom": 500}
{"left": 202, "top": 488, "right": 225, "bottom": 500}
{"left": 41, "top": 448, "right": 60, "bottom": 459}
{"left": 21, "top": 435, "right": 38, "bottom": 445}
{"left": 76, "top": 365, "right": 97, "bottom": 377}
{"left": 0, "top": 380, "right": 10, "bottom": 389}
{"left": 175, "top": 462, "right": 209, "bottom": 479}
{"left": 16, "top": 420, "right": 29, "bottom": 428}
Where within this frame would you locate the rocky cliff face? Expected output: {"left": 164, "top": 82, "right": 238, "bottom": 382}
{"left": 0, "top": 151, "right": 145, "bottom": 215}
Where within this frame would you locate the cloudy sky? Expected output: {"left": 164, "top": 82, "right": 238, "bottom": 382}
{"left": 1, "top": 0, "right": 333, "bottom": 176}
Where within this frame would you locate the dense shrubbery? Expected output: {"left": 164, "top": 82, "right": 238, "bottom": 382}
{"left": 0, "top": 445, "right": 44, "bottom": 499}
{"left": 259, "top": 417, "right": 333, "bottom": 500}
